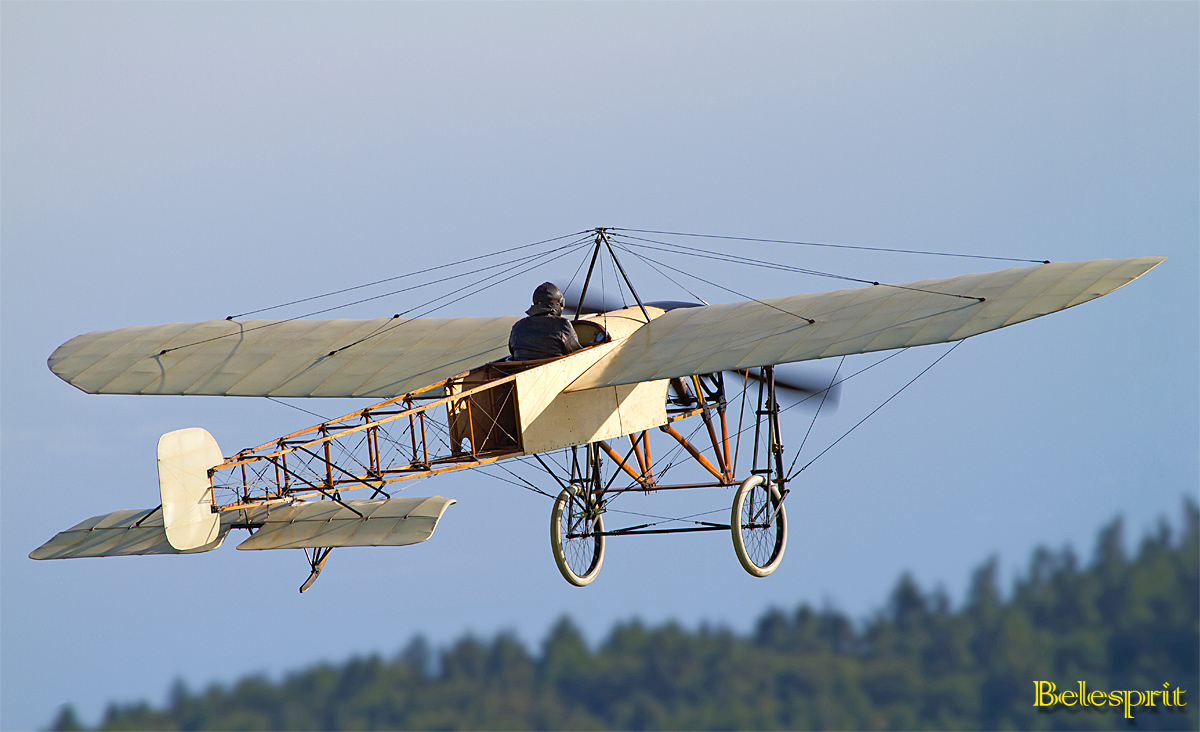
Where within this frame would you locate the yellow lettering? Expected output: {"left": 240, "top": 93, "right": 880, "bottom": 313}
{"left": 1027, "top": 680, "right": 1192, "bottom": 717}
{"left": 1034, "top": 681, "right": 1057, "bottom": 707}
{"left": 1125, "top": 690, "right": 1145, "bottom": 719}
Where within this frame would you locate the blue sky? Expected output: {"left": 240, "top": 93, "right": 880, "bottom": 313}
{"left": 2, "top": 3, "right": 1196, "bottom": 729}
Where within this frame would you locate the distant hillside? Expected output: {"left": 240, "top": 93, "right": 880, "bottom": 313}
{"left": 52, "top": 501, "right": 1198, "bottom": 731}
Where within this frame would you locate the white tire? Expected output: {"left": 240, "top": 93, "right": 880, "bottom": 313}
{"left": 731, "top": 475, "right": 787, "bottom": 577}
{"left": 550, "top": 487, "right": 605, "bottom": 586}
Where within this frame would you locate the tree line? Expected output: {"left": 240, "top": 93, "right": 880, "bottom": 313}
{"left": 52, "top": 501, "right": 1198, "bottom": 730}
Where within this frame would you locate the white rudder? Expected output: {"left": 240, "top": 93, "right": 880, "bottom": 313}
{"left": 158, "top": 428, "right": 223, "bottom": 550}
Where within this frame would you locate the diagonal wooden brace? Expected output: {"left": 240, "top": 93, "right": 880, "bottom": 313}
{"left": 660, "top": 424, "right": 727, "bottom": 483}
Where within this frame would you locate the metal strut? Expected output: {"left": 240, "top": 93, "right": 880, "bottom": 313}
{"left": 572, "top": 233, "right": 604, "bottom": 323}
{"left": 751, "top": 365, "right": 788, "bottom": 494}
{"left": 573, "top": 228, "right": 652, "bottom": 322}
{"left": 598, "top": 229, "right": 651, "bottom": 322}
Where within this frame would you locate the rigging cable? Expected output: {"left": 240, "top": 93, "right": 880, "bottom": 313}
{"left": 775, "top": 350, "right": 906, "bottom": 418}
{"left": 789, "top": 356, "right": 845, "bottom": 475}
{"left": 612, "top": 233, "right": 985, "bottom": 303}
{"left": 265, "top": 397, "right": 331, "bottom": 422}
{"left": 787, "top": 340, "right": 965, "bottom": 482}
{"left": 325, "top": 238, "right": 593, "bottom": 355}
{"left": 714, "top": 349, "right": 910, "bottom": 472}
{"left": 324, "top": 235, "right": 593, "bottom": 352}
{"left": 477, "top": 463, "right": 555, "bottom": 498}
{"left": 560, "top": 243, "right": 593, "bottom": 303}
{"left": 613, "top": 243, "right": 709, "bottom": 304}
{"left": 611, "top": 227, "right": 1050, "bottom": 264}
{"left": 229, "top": 230, "right": 589, "bottom": 318}
{"left": 158, "top": 236, "right": 590, "bottom": 356}
{"left": 603, "top": 505, "right": 728, "bottom": 532}
{"left": 610, "top": 242, "right": 816, "bottom": 325}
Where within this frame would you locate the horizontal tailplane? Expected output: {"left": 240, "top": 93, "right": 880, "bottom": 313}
{"left": 236, "top": 496, "right": 455, "bottom": 550}
{"left": 31, "top": 495, "right": 455, "bottom": 561}
{"left": 30, "top": 507, "right": 230, "bottom": 560}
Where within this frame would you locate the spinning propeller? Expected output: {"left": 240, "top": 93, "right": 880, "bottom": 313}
{"left": 731, "top": 367, "right": 841, "bottom": 412}
{"left": 668, "top": 368, "right": 840, "bottom": 413}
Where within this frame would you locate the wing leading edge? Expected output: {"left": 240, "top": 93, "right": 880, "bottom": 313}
{"left": 566, "top": 257, "right": 1165, "bottom": 391}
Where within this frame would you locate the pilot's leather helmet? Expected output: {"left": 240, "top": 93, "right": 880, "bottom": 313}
{"left": 532, "top": 282, "right": 564, "bottom": 305}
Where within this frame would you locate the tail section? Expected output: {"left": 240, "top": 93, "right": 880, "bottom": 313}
{"left": 158, "top": 428, "right": 223, "bottom": 550}
{"left": 30, "top": 425, "right": 457, "bottom": 595}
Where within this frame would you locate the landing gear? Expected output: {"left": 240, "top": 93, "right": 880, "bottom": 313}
{"left": 550, "top": 486, "right": 605, "bottom": 586}
{"left": 543, "top": 363, "right": 800, "bottom": 584}
{"left": 733, "top": 364, "right": 790, "bottom": 577}
{"left": 550, "top": 443, "right": 606, "bottom": 586}
{"left": 731, "top": 475, "right": 787, "bottom": 576}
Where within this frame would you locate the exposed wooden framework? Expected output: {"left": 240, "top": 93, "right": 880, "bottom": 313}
{"left": 207, "top": 360, "right": 752, "bottom": 516}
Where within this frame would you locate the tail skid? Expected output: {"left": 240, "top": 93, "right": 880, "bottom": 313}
{"left": 300, "top": 547, "right": 332, "bottom": 593}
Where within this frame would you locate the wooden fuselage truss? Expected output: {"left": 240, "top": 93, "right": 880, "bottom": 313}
{"left": 208, "top": 306, "right": 755, "bottom": 519}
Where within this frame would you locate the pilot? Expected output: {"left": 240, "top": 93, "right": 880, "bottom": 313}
{"left": 509, "top": 282, "right": 583, "bottom": 360}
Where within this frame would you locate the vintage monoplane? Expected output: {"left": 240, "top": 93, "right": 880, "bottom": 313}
{"left": 31, "top": 229, "right": 1163, "bottom": 591}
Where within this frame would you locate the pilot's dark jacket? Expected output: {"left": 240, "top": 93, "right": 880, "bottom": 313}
{"left": 509, "top": 303, "right": 583, "bottom": 360}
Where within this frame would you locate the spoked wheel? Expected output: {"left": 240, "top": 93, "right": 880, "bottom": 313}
{"left": 551, "top": 485, "right": 605, "bottom": 586}
{"left": 731, "top": 475, "right": 787, "bottom": 577}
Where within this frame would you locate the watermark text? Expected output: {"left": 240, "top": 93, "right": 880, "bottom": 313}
{"left": 1033, "top": 681, "right": 1187, "bottom": 719}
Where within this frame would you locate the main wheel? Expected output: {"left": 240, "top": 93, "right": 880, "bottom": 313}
{"left": 551, "top": 486, "right": 605, "bottom": 586}
{"left": 731, "top": 475, "right": 787, "bottom": 577}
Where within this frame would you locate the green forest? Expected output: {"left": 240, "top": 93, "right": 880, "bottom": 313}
{"left": 53, "top": 502, "right": 1198, "bottom": 731}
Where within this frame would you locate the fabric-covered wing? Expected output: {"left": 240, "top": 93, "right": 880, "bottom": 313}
{"left": 48, "top": 316, "right": 519, "bottom": 398}
{"left": 567, "top": 257, "right": 1164, "bottom": 391}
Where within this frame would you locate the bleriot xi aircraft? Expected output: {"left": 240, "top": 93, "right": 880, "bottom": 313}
{"left": 31, "top": 228, "right": 1164, "bottom": 591}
